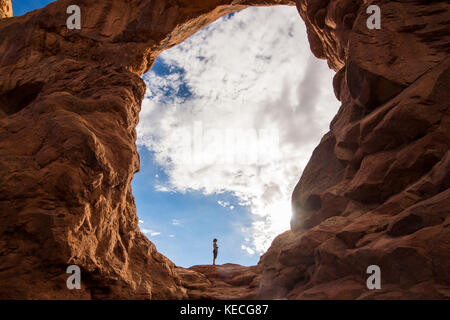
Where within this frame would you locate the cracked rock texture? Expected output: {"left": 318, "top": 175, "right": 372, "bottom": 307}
{"left": 0, "top": 0, "right": 11, "bottom": 19}
{"left": 0, "top": 0, "right": 449, "bottom": 299}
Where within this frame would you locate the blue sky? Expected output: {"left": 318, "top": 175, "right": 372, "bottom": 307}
{"left": 12, "top": 0, "right": 55, "bottom": 16}
{"left": 14, "top": 1, "right": 339, "bottom": 268}
{"left": 133, "top": 58, "right": 259, "bottom": 266}
{"left": 133, "top": 146, "right": 258, "bottom": 266}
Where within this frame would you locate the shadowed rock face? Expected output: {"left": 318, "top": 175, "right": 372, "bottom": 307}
{"left": 0, "top": 0, "right": 448, "bottom": 299}
{"left": 282, "top": 0, "right": 450, "bottom": 299}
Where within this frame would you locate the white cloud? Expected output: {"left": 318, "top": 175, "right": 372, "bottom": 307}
{"left": 218, "top": 200, "right": 230, "bottom": 208}
{"left": 137, "top": 7, "right": 339, "bottom": 255}
{"left": 241, "top": 244, "right": 256, "bottom": 256}
{"left": 141, "top": 228, "right": 161, "bottom": 237}
{"left": 155, "top": 185, "right": 174, "bottom": 192}
{"left": 172, "top": 219, "right": 182, "bottom": 226}
{"left": 218, "top": 200, "right": 235, "bottom": 211}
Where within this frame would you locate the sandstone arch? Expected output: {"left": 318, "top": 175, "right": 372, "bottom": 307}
{"left": 0, "top": 0, "right": 449, "bottom": 299}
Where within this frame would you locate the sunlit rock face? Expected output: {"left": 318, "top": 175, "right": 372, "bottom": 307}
{"left": 0, "top": 0, "right": 12, "bottom": 18}
{"left": 0, "top": 0, "right": 448, "bottom": 299}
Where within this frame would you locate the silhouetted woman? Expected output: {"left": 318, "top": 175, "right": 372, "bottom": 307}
{"left": 213, "top": 238, "right": 218, "bottom": 266}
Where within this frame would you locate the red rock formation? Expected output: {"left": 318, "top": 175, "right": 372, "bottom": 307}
{"left": 178, "top": 264, "right": 260, "bottom": 300}
{"left": 281, "top": 0, "right": 450, "bottom": 299}
{"left": 0, "top": 0, "right": 11, "bottom": 19}
{"left": 0, "top": 0, "right": 448, "bottom": 299}
{"left": 0, "top": 0, "right": 295, "bottom": 300}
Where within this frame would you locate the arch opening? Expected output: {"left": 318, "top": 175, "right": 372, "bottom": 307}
{"left": 132, "top": 6, "right": 339, "bottom": 267}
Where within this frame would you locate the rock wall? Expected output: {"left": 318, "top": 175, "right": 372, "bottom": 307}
{"left": 261, "top": 0, "right": 450, "bottom": 299}
{"left": 0, "top": 0, "right": 448, "bottom": 299}
{"left": 0, "top": 0, "right": 295, "bottom": 300}
{"left": 0, "top": 0, "right": 12, "bottom": 19}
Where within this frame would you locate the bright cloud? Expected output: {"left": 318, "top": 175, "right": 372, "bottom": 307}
{"left": 137, "top": 7, "right": 339, "bottom": 255}
{"left": 155, "top": 185, "right": 174, "bottom": 192}
{"left": 141, "top": 229, "right": 161, "bottom": 237}
{"left": 241, "top": 245, "right": 256, "bottom": 256}
{"left": 218, "top": 200, "right": 230, "bottom": 208}
{"left": 218, "top": 200, "right": 235, "bottom": 211}
{"left": 171, "top": 219, "right": 182, "bottom": 226}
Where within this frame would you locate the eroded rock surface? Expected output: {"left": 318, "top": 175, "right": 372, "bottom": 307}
{"left": 0, "top": 0, "right": 448, "bottom": 299}
{"left": 178, "top": 264, "right": 261, "bottom": 300}
{"left": 0, "top": 0, "right": 293, "bottom": 300}
{"left": 283, "top": 0, "right": 450, "bottom": 299}
{"left": 0, "top": 0, "right": 11, "bottom": 19}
